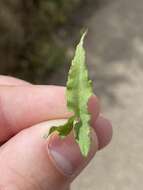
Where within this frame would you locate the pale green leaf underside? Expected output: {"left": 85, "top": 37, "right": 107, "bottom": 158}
{"left": 45, "top": 32, "right": 93, "bottom": 157}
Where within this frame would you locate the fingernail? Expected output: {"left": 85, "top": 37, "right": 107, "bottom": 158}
{"left": 47, "top": 131, "right": 98, "bottom": 176}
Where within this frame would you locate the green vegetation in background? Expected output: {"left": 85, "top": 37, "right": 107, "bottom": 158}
{"left": 0, "top": 0, "right": 82, "bottom": 83}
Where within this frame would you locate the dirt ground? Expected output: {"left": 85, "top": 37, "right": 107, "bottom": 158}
{"left": 71, "top": 0, "right": 143, "bottom": 189}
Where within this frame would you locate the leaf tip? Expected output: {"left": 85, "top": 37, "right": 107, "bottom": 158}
{"left": 80, "top": 30, "right": 88, "bottom": 46}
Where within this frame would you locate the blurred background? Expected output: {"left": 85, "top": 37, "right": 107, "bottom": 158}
{"left": 0, "top": 0, "right": 143, "bottom": 189}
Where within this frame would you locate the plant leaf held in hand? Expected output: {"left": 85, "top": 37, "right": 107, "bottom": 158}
{"left": 46, "top": 32, "right": 94, "bottom": 157}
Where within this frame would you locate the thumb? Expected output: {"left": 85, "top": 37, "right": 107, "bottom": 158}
{"left": 0, "top": 119, "right": 98, "bottom": 190}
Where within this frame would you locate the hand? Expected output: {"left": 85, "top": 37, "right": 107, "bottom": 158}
{"left": 0, "top": 76, "right": 112, "bottom": 190}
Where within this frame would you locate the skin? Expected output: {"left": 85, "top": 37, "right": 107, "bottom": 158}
{"left": 0, "top": 75, "right": 112, "bottom": 190}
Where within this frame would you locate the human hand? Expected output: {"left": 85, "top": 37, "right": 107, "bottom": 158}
{"left": 0, "top": 76, "right": 112, "bottom": 190}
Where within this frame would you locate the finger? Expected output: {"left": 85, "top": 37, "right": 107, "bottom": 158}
{"left": 0, "top": 86, "right": 100, "bottom": 143}
{"left": 88, "top": 96, "right": 112, "bottom": 149}
{"left": 0, "top": 119, "right": 99, "bottom": 190}
{"left": 0, "top": 75, "right": 30, "bottom": 86}
{"left": 0, "top": 86, "right": 70, "bottom": 143}
{"left": 93, "top": 116, "right": 113, "bottom": 149}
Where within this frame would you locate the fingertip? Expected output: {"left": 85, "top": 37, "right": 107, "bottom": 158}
{"left": 47, "top": 122, "right": 98, "bottom": 178}
{"left": 88, "top": 95, "right": 112, "bottom": 149}
{"left": 93, "top": 116, "right": 113, "bottom": 150}
{"left": 88, "top": 95, "right": 100, "bottom": 121}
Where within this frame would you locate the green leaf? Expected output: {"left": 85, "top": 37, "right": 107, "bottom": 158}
{"left": 47, "top": 116, "right": 75, "bottom": 138}
{"left": 44, "top": 31, "right": 93, "bottom": 157}
{"left": 74, "top": 121, "right": 91, "bottom": 157}
{"left": 66, "top": 31, "right": 93, "bottom": 156}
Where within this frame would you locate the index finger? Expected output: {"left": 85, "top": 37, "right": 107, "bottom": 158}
{"left": 0, "top": 85, "right": 72, "bottom": 143}
{"left": 0, "top": 75, "right": 31, "bottom": 86}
